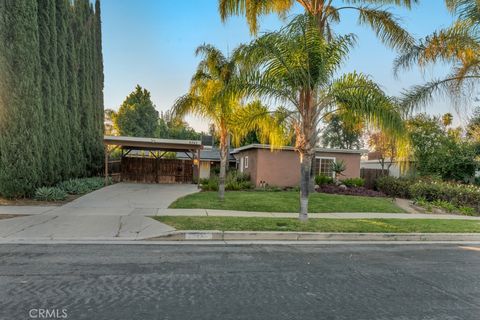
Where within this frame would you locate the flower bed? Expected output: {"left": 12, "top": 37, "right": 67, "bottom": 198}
{"left": 316, "top": 185, "right": 386, "bottom": 197}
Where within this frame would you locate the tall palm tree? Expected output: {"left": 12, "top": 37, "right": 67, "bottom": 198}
{"left": 233, "top": 15, "right": 405, "bottom": 220}
{"left": 172, "top": 45, "right": 286, "bottom": 200}
{"left": 395, "top": 0, "right": 480, "bottom": 110}
{"left": 219, "top": 0, "right": 416, "bottom": 50}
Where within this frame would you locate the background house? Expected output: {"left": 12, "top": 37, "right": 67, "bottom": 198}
{"left": 232, "top": 144, "right": 366, "bottom": 187}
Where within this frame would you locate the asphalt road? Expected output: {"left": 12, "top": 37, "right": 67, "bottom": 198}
{"left": 1, "top": 244, "right": 479, "bottom": 320}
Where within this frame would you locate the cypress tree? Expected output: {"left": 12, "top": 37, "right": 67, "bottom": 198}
{"left": 0, "top": 0, "right": 43, "bottom": 197}
{"left": 0, "top": 0, "right": 104, "bottom": 197}
{"left": 66, "top": 2, "right": 84, "bottom": 177}
{"left": 38, "top": 0, "right": 61, "bottom": 185}
{"left": 55, "top": 0, "right": 72, "bottom": 179}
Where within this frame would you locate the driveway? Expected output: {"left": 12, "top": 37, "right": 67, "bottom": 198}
{"left": 0, "top": 183, "right": 198, "bottom": 241}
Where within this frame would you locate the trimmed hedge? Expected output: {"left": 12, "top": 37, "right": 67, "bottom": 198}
{"left": 375, "top": 176, "right": 413, "bottom": 198}
{"left": 376, "top": 176, "right": 480, "bottom": 213}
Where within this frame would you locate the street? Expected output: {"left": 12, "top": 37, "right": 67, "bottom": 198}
{"left": 1, "top": 244, "right": 479, "bottom": 320}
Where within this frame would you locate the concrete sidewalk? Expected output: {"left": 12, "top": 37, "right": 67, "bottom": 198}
{"left": 156, "top": 208, "right": 480, "bottom": 220}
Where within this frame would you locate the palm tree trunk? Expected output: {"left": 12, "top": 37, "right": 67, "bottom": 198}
{"left": 218, "top": 139, "right": 227, "bottom": 201}
{"left": 309, "top": 156, "right": 316, "bottom": 192}
{"left": 299, "top": 151, "right": 313, "bottom": 222}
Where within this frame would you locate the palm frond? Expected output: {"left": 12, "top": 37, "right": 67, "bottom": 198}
{"left": 330, "top": 72, "right": 405, "bottom": 136}
{"left": 218, "top": 0, "right": 294, "bottom": 34}
{"left": 354, "top": 6, "right": 415, "bottom": 50}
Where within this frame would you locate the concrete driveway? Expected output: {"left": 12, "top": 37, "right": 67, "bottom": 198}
{"left": 0, "top": 183, "right": 198, "bottom": 242}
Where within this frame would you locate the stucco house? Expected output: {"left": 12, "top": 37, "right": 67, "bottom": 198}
{"left": 232, "top": 144, "right": 366, "bottom": 187}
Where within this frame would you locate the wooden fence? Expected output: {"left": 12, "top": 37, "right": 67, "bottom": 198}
{"left": 120, "top": 157, "right": 194, "bottom": 183}
{"left": 360, "top": 168, "right": 388, "bottom": 189}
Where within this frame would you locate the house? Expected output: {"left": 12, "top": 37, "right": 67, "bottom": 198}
{"left": 232, "top": 144, "right": 366, "bottom": 187}
{"left": 175, "top": 148, "right": 236, "bottom": 180}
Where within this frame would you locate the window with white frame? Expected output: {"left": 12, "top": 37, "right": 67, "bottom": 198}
{"left": 239, "top": 157, "right": 244, "bottom": 173}
{"left": 244, "top": 156, "right": 249, "bottom": 169}
{"left": 315, "top": 157, "right": 336, "bottom": 178}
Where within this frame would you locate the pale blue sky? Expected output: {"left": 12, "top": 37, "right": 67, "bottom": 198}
{"left": 101, "top": 0, "right": 470, "bottom": 131}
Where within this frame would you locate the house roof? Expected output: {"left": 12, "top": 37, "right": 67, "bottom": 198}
{"left": 104, "top": 135, "right": 202, "bottom": 151}
{"left": 175, "top": 149, "right": 236, "bottom": 162}
{"left": 232, "top": 144, "right": 368, "bottom": 154}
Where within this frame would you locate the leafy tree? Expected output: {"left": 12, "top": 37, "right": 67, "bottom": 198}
{"left": 156, "top": 111, "right": 201, "bottom": 140}
{"left": 407, "top": 114, "right": 477, "bottom": 181}
{"left": 395, "top": 0, "right": 480, "bottom": 109}
{"left": 233, "top": 15, "right": 405, "bottom": 220}
{"left": 114, "top": 85, "right": 159, "bottom": 137}
{"left": 368, "top": 131, "right": 398, "bottom": 173}
{"left": 321, "top": 113, "right": 363, "bottom": 149}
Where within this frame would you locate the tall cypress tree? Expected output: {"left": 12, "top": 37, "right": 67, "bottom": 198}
{"left": 55, "top": 0, "right": 71, "bottom": 179}
{"left": 0, "top": 0, "right": 104, "bottom": 197}
{"left": 0, "top": 0, "right": 43, "bottom": 197}
{"left": 66, "top": 2, "right": 84, "bottom": 177}
{"left": 38, "top": 0, "right": 61, "bottom": 185}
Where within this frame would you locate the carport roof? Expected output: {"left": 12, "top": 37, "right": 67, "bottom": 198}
{"left": 104, "top": 135, "right": 203, "bottom": 151}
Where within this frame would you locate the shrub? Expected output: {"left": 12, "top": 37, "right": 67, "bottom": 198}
{"left": 341, "top": 177, "right": 365, "bottom": 188}
{"left": 57, "top": 177, "right": 110, "bottom": 195}
{"left": 34, "top": 187, "right": 67, "bottom": 202}
{"left": 200, "top": 172, "right": 253, "bottom": 191}
{"left": 57, "top": 179, "right": 92, "bottom": 195}
{"left": 375, "top": 176, "right": 413, "bottom": 198}
{"left": 409, "top": 180, "right": 480, "bottom": 212}
{"left": 315, "top": 175, "right": 334, "bottom": 186}
{"left": 317, "top": 185, "right": 385, "bottom": 197}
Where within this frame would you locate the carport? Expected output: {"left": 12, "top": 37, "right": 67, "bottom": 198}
{"left": 104, "top": 136, "right": 202, "bottom": 185}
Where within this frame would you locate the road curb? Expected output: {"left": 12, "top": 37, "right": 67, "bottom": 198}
{"left": 148, "top": 231, "right": 480, "bottom": 242}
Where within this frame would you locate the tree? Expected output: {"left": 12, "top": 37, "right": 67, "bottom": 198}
{"left": 321, "top": 113, "right": 363, "bottom": 149}
{"left": 233, "top": 15, "right": 405, "bottom": 220}
{"left": 368, "top": 131, "right": 398, "bottom": 173}
{"left": 155, "top": 111, "right": 202, "bottom": 140}
{"left": 114, "top": 85, "right": 159, "bottom": 137}
{"left": 0, "top": 0, "right": 104, "bottom": 197}
{"left": 219, "top": 0, "right": 415, "bottom": 50}
{"left": 0, "top": 0, "right": 44, "bottom": 197}
{"left": 407, "top": 114, "right": 477, "bottom": 181}
{"left": 395, "top": 0, "right": 480, "bottom": 110}
{"left": 172, "top": 45, "right": 246, "bottom": 200}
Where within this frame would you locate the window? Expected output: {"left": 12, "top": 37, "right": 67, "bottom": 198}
{"left": 239, "top": 157, "right": 244, "bottom": 173}
{"left": 244, "top": 156, "right": 249, "bottom": 169}
{"left": 315, "top": 157, "right": 336, "bottom": 178}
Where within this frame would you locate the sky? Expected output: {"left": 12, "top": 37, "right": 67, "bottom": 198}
{"left": 101, "top": 0, "right": 470, "bottom": 132}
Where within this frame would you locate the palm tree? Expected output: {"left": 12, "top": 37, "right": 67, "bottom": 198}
{"left": 219, "top": 0, "right": 415, "bottom": 50}
{"left": 233, "top": 15, "right": 405, "bottom": 220}
{"left": 172, "top": 45, "right": 286, "bottom": 200}
{"left": 394, "top": 0, "right": 480, "bottom": 110}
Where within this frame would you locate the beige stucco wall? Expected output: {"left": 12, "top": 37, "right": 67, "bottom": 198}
{"left": 235, "top": 148, "right": 362, "bottom": 187}
{"left": 199, "top": 161, "right": 211, "bottom": 179}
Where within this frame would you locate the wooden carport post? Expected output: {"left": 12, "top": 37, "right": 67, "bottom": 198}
{"left": 105, "top": 144, "right": 109, "bottom": 186}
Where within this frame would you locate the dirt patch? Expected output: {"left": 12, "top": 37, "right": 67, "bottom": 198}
{"left": 0, "top": 194, "right": 81, "bottom": 206}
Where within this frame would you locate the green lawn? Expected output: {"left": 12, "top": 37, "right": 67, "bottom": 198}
{"left": 169, "top": 191, "right": 405, "bottom": 213}
{"left": 156, "top": 216, "right": 480, "bottom": 233}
